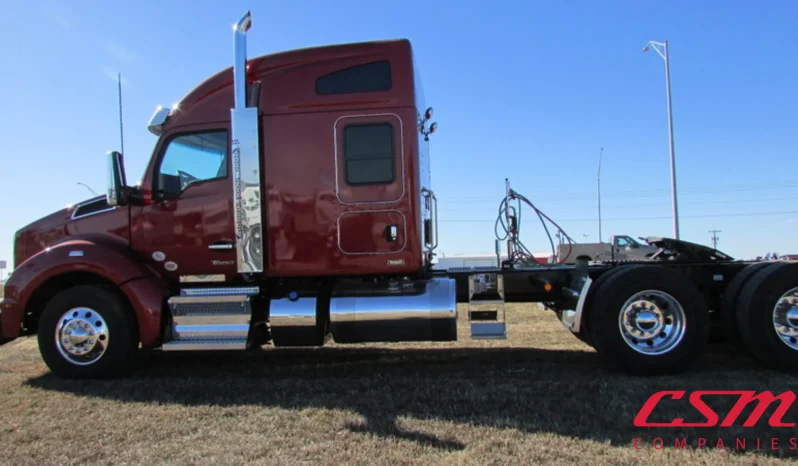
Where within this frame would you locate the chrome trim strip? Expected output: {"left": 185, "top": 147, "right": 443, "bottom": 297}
{"left": 333, "top": 113, "right": 406, "bottom": 205}
{"left": 208, "top": 244, "right": 234, "bottom": 250}
{"left": 336, "top": 209, "right": 408, "bottom": 256}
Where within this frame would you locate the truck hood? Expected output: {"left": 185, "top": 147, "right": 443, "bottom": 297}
{"left": 14, "top": 197, "right": 129, "bottom": 269}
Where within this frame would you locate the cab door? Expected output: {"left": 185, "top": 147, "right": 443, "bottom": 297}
{"left": 131, "top": 128, "right": 238, "bottom": 282}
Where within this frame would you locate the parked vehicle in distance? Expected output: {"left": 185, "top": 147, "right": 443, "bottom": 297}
{"left": 556, "top": 235, "right": 659, "bottom": 263}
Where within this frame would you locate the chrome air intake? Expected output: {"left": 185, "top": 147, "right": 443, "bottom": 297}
{"left": 329, "top": 278, "right": 458, "bottom": 343}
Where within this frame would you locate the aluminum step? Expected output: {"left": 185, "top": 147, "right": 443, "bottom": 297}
{"left": 470, "top": 321, "right": 507, "bottom": 340}
{"left": 161, "top": 339, "right": 247, "bottom": 351}
{"left": 467, "top": 272, "right": 507, "bottom": 340}
{"left": 163, "top": 291, "right": 254, "bottom": 351}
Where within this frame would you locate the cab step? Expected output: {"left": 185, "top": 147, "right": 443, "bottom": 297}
{"left": 161, "top": 287, "right": 258, "bottom": 352}
{"left": 161, "top": 339, "right": 248, "bottom": 351}
{"left": 468, "top": 273, "right": 507, "bottom": 340}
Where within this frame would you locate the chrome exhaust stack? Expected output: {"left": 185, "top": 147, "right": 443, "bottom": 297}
{"left": 233, "top": 12, "right": 251, "bottom": 109}
{"left": 230, "top": 11, "right": 264, "bottom": 274}
{"left": 329, "top": 278, "right": 458, "bottom": 343}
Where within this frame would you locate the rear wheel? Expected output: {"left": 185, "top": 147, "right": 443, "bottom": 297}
{"left": 573, "top": 264, "right": 647, "bottom": 347}
{"left": 735, "top": 262, "right": 798, "bottom": 371}
{"left": 718, "top": 261, "right": 775, "bottom": 346}
{"left": 586, "top": 265, "right": 709, "bottom": 375}
{"left": 37, "top": 285, "right": 138, "bottom": 378}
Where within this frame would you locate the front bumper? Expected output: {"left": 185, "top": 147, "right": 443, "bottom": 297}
{"left": 0, "top": 298, "right": 18, "bottom": 345}
{"left": 0, "top": 310, "right": 9, "bottom": 345}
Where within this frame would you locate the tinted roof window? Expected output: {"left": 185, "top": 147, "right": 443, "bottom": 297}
{"left": 316, "top": 60, "right": 392, "bottom": 95}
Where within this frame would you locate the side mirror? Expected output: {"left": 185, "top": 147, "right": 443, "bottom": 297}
{"left": 107, "top": 151, "right": 129, "bottom": 206}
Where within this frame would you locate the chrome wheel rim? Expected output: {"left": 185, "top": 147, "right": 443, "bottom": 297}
{"left": 54, "top": 307, "right": 110, "bottom": 365}
{"left": 618, "top": 290, "right": 686, "bottom": 355}
{"left": 773, "top": 287, "right": 798, "bottom": 351}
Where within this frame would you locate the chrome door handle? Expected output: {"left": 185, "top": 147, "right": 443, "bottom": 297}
{"left": 208, "top": 242, "right": 234, "bottom": 251}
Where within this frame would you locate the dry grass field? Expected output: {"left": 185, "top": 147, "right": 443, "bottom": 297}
{"left": 1, "top": 304, "right": 797, "bottom": 465}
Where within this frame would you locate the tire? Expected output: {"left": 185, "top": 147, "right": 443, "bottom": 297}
{"left": 586, "top": 265, "right": 709, "bottom": 375}
{"left": 575, "top": 264, "right": 648, "bottom": 347}
{"left": 719, "top": 262, "right": 776, "bottom": 347}
{"left": 735, "top": 262, "right": 798, "bottom": 371}
{"left": 37, "top": 285, "right": 138, "bottom": 378}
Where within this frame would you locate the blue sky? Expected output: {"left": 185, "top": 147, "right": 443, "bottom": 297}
{"left": 1, "top": 0, "right": 797, "bottom": 271}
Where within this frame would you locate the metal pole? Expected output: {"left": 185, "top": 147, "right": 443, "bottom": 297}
{"left": 663, "top": 41, "right": 680, "bottom": 239}
{"left": 709, "top": 230, "right": 721, "bottom": 249}
{"left": 118, "top": 72, "right": 125, "bottom": 155}
{"left": 77, "top": 182, "right": 99, "bottom": 196}
{"left": 597, "top": 147, "right": 603, "bottom": 243}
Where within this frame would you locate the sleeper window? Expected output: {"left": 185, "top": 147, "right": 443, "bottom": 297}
{"left": 343, "top": 123, "right": 395, "bottom": 186}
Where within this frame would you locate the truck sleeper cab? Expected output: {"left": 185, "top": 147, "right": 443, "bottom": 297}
{"left": 4, "top": 12, "right": 798, "bottom": 380}
{"left": 1, "top": 12, "right": 450, "bottom": 378}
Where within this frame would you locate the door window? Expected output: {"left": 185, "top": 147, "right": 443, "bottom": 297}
{"left": 343, "top": 123, "right": 395, "bottom": 185}
{"left": 157, "top": 130, "right": 228, "bottom": 198}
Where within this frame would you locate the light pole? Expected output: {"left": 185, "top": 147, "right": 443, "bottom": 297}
{"left": 77, "top": 182, "right": 99, "bottom": 197}
{"left": 643, "top": 40, "right": 680, "bottom": 239}
{"left": 597, "top": 147, "right": 604, "bottom": 243}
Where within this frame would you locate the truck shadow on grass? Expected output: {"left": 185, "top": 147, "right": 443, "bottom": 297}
{"left": 26, "top": 345, "right": 798, "bottom": 457}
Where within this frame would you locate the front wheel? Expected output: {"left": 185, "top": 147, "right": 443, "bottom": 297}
{"left": 38, "top": 285, "right": 138, "bottom": 378}
{"left": 586, "top": 265, "right": 709, "bottom": 375}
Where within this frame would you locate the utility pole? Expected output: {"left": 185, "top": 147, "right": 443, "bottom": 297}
{"left": 643, "top": 40, "right": 680, "bottom": 239}
{"left": 709, "top": 230, "right": 721, "bottom": 249}
{"left": 597, "top": 147, "right": 604, "bottom": 243}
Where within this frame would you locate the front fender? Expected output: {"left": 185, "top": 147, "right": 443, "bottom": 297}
{"left": 0, "top": 239, "right": 167, "bottom": 347}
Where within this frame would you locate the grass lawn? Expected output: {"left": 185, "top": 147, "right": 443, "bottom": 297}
{"left": 1, "top": 303, "right": 797, "bottom": 465}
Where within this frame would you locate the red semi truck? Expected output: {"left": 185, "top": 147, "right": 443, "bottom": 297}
{"left": 2, "top": 12, "right": 797, "bottom": 378}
